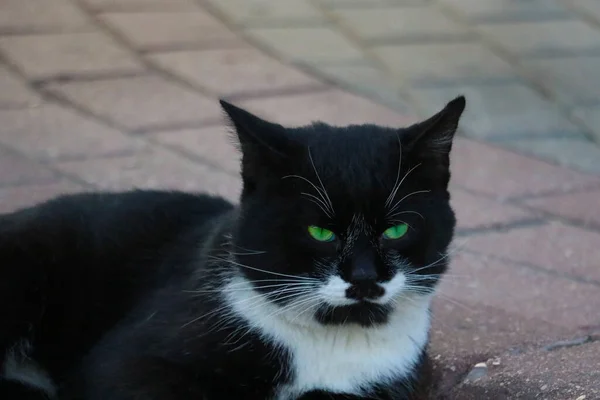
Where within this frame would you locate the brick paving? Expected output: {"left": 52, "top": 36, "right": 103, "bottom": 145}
{"left": 0, "top": 0, "right": 599, "bottom": 398}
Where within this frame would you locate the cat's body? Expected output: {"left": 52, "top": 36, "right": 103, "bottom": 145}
{"left": 0, "top": 97, "right": 465, "bottom": 400}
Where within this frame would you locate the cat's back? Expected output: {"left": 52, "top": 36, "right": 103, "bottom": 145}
{"left": 0, "top": 189, "right": 234, "bottom": 384}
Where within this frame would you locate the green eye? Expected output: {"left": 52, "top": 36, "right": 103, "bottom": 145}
{"left": 308, "top": 226, "right": 336, "bottom": 242}
{"left": 383, "top": 223, "right": 409, "bottom": 240}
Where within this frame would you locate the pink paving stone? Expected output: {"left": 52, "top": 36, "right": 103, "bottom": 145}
{"left": 0, "top": 181, "right": 86, "bottom": 214}
{"left": 100, "top": 11, "right": 242, "bottom": 52}
{"left": 0, "top": 0, "right": 92, "bottom": 34}
{"left": 462, "top": 221, "right": 600, "bottom": 282}
{"left": 238, "top": 89, "right": 417, "bottom": 127}
{"left": 0, "top": 33, "right": 144, "bottom": 81}
{"left": 0, "top": 104, "right": 146, "bottom": 160}
{"left": 148, "top": 48, "right": 325, "bottom": 97}
{"left": 450, "top": 188, "right": 535, "bottom": 230}
{"left": 0, "top": 65, "right": 42, "bottom": 109}
{"left": 521, "top": 189, "right": 600, "bottom": 228}
{"left": 53, "top": 147, "right": 242, "bottom": 202}
{"left": 80, "top": 0, "right": 199, "bottom": 12}
{"left": 149, "top": 125, "right": 240, "bottom": 175}
{"left": 0, "top": 148, "right": 57, "bottom": 186}
{"left": 450, "top": 138, "right": 600, "bottom": 200}
{"left": 46, "top": 75, "right": 223, "bottom": 132}
{"left": 438, "top": 252, "right": 600, "bottom": 328}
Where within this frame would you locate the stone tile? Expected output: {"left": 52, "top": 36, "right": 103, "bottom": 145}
{"left": 0, "top": 33, "right": 144, "bottom": 81}
{"left": 0, "top": 181, "right": 86, "bottom": 214}
{"left": 522, "top": 189, "right": 600, "bottom": 228}
{"left": 450, "top": 189, "right": 534, "bottom": 231}
{"left": 149, "top": 48, "right": 324, "bottom": 97}
{"left": 81, "top": 0, "right": 199, "bottom": 12}
{"left": 100, "top": 11, "right": 242, "bottom": 52}
{"left": 410, "top": 82, "right": 580, "bottom": 138}
{"left": 239, "top": 89, "right": 416, "bottom": 127}
{"left": 440, "top": 342, "right": 600, "bottom": 398}
{"left": 245, "top": 27, "right": 363, "bottom": 63}
{"left": 496, "top": 137, "right": 600, "bottom": 175}
{"left": 449, "top": 138, "right": 600, "bottom": 199}
{"left": 205, "top": 0, "right": 324, "bottom": 25}
{"left": 437, "top": 0, "right": 570, "bottom": 23}
{"left": 571, "top": 0, "right": 600, "bottom": 21}
{"left": 0, "top": 148, "right": 57, "bottom": 186}
{"left": 522, "top": 56, "right": 600, "bottom": 105}
{"left": 312, "top": 63, "right": 414, "bottom": 112}
{"left": 374, "top": 42, "right": 516, "bottom": 84}
{"left": 572, "top": 104, "right": 600, "bottom": 143}
{"left": 54, "top": 147, "right": 242, "bottom": 202}
{"left": 0, "top": 0, "right": 92, "bottom": 34}
{"left": 462, "top": 222, "right": 600, "bottom": 283}
{"left": 0, "top": 104, "right": 144, "bottom": 160}
{"left": 0, "top": 65, "right": 41, "bottom": 109}
{"left": 477, "top": 20, "right": 600, "bottom": 56}
{"left": 150, "top": 126, "right": 240, "bottom": 175}
{"left": 46, "top": 75, "right": 222, "bottom": 132}
{"left": 430, "top": 298, "right": 573, "bottom": 358}
{"left": 438, "top": 252, "right": 600, "bottom": 327}
{"left": 319, "top": 0, "right": 410, "bottom": 5}
{"left": 333, "top": 6, "right": 468, "bottom": 41}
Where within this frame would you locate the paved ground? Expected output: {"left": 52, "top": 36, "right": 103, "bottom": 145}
{"left": 0, "top": 0, "right": 599, "bottom": 398}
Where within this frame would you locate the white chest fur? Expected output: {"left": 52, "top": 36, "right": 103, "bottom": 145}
{"left": 223, "top": 277, "right": 432, "bottom": 399}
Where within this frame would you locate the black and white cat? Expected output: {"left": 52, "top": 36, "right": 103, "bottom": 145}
{"left": 0, "top": 96, "right": 466, "bottom": 400}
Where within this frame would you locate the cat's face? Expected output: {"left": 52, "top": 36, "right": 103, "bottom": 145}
{"left": 221, "top": 97, "right": 465, "bottom": 327}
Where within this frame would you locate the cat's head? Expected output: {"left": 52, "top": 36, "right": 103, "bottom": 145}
{"left": 220, "top": 97, "right": 465, "bottom": 327}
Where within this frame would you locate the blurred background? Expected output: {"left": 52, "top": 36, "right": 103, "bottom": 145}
{"left": 0, "top": 0, "right": 599, "bottom": 398}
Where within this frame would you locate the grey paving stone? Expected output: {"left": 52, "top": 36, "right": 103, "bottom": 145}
{"left": 0, "top": 0, "right": 93, "bottom": 34}
{"left": 80, "top": 0, "right": 199, "bottom": 12}
{"left": 319, "top": 0, "right": 431, "bottom": 6}
{"left": 205, "top": 0, "right": 325, "bottom": 26}
{"left": 332, "top": 6, "right": 469, "bottom": 42}
{"left": 572, "top": 105, "right": 600, "bottom": 144}
{"left": 569, "top": 0, "right": 600, "bottom": 22}
{"left": 0, "top": 104, "right": 144, "bottom": 160}
{"left": 492, "top": 137, "right": 600, "bottom": 174}
{"left": 100, "top": 11, "right": 242, "bottom": 52}
{"left": 477, "top": 20, "right": 600, "bottom": 56}
{"left": 437, "top": 0, "right": 570, "bottom": 23}
{"left": 0, "top": 32, "right": 144, "bottom": 81}
{"left": 46, "top": 75, "right": 223, "bottom": 132}
{"left": 522, "top": 56, "right": 600, "bottom": 105}
{"left": 245, "top": 27, "right": 363, "bottom": 63}
{"left": 374, "top": 42, "right": 517, "bottom": 84}
{"left": 410, "top": 82, "right": 581, "bottom": 139}
{"left": 311, "top": 63, "right": 414, "bottom": 112}
{"left": 148, "top": 48, "right": 324, "bottom": 97}
{"left": 0, "top": 65, "right": 42, "bottom": 109}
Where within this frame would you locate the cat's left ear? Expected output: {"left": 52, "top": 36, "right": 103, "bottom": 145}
{"left": 404, "top": 95, "right": 466, "bottom": 158}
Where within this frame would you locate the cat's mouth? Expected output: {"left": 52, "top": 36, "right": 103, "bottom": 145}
{"left": 314, "top": 302, "right": 392, "bottom": 327}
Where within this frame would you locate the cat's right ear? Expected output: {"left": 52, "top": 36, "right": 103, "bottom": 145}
{"left": 220, "top": 100, "right": 294, "bottom": 193}
{"left": 220, "top": 100, "right": 290, "bottom": 158}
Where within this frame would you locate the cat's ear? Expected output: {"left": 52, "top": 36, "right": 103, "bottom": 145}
{"left": 404, "top": 95, "right": 465, "bottom": 157}
{"left": 401, "top": 96, "right": 465, "bottom": 188}
{"left": 220, "top": 100, "right": 295, "bottom": 194}
{"left": 220, "top": 100, "right": 290, "bottom": 158}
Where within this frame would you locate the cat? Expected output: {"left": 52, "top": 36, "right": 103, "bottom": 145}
{"left": 0, "top": 95, "right": 465, "bottom": 400}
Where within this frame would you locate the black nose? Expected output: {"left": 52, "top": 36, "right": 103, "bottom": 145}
{"left": 346, "top": 282, "right": 384, "bottom": 301}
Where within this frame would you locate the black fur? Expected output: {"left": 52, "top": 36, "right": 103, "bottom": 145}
{"left": 0, "top": 96, "right": 465, "bottom": 399}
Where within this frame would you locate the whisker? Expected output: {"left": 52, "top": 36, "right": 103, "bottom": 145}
{"left": 307, "top": 147, "right": 335, "bottom": 217}
{"left": 387, "top": 189, "right": 431, "bottom": 216}
{"left": 385, "top": 163, "right": 422, "bottom": 214}
{"left": 385, "top": 136, "right": 403, "bottom": 208}
{"left": 207, "top": 255, "right": 319, "bottom": 282}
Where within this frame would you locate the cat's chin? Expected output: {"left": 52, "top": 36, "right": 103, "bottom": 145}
{"left": 314, "top": 302, "right": 392, "bottom": 327}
